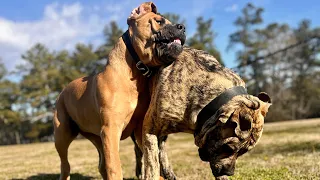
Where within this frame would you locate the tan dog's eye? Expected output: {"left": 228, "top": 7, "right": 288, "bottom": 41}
{"left": 155, "top": 17, "right": 165, "bottom": 25}
{"left": 156, "top": 20, "right": 162, "bottom": 25}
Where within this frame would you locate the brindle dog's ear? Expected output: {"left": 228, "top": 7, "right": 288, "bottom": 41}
{"left": 232, "top": 111, "right": 253, "bottom": 140}
{"left": 258, "top": 92, "right": 271, "bottom": 103}
{"left": 258, "top": 92, "right": 272, "bottom": 117}
{"left": 195, "top": 107, "right": 235, "bottom": 147}
{"left": 127, "top": 2, "right": 157, "bottom": 23}
{"left": 233, "top": 94, "right": 271, "bottom": 139}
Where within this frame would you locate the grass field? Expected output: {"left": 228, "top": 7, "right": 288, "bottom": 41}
{"left": 1, "top": 118, "right": 320, "bottom": 180}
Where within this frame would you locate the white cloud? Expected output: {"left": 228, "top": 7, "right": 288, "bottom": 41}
{"left": 61, "top": 3, "right": 83, "bottom": 17}
{"left": 225, "top": 4, "right": 238, "bottom": 12}
{"left": 191, "top": 0, "right": 215, "bottom": 17}
{"left": 0, "top": 1, "right": 136, "bottom": 73}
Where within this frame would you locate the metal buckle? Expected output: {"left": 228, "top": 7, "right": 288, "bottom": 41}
{"left": 136, "top": 61, "right": 150, "bottom": 76}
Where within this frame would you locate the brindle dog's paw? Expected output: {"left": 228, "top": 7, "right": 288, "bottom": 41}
{"left": 216, "top": 175, "right": 229, "bottom": 180}
{"left": 161, "top": 168, "right": 177, "bottom": 180}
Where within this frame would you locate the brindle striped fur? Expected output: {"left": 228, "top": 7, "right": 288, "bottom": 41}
{"left": 142, "top": 47, "right": 271, "bottom": 179}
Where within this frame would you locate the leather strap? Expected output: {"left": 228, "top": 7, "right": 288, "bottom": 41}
{"left": 195, "top": 86, "right": 248, "bottom": 135}
{"left": 122, "top": 30, "right": 152, "bottom": 77}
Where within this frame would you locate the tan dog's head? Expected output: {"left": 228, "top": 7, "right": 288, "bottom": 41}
{"left": 196, "top": 92, "right": 271, "bottom": 179}
{"left": 127, "top": 2, "right": 186, "bottom": 66}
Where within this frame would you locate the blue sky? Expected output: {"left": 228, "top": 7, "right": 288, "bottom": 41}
{"left": 1, "top": 0, "right": 320, "bottom": 79}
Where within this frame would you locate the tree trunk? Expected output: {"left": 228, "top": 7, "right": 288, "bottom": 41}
{"left": 15, "top": 131, "right": 21, "bottom": 144}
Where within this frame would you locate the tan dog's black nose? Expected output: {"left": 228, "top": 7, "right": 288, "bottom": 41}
{"left": 176, "top": 24, "right": 185, "bottom": 32}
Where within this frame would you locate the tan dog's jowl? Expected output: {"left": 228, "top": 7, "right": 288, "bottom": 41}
{"left": 53, "top": 2, "right": 185, "bottom": 180}
{"left": 142, "top": 48, "right": 272, "bottom": 180}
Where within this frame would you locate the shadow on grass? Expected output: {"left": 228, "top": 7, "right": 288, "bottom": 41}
{"left": 11, "top": 173, "right": 93, "bottom": 180}
{"left": 251, "top": 141, "right": 320, "bottom": 155}
{"left": 11, "top": 174, "right": 138, "bottom": 180}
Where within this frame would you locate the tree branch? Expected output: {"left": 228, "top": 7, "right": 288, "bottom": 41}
{"left": 235, "top": 35, "right": 320, "bottom": 68}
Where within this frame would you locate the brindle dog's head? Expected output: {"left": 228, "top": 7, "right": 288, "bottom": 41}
{"left": 195, "top": 93, "right": 271, "bottom": 179}
{"left": 127, "top": 2, "right": 186, "bottom": 66}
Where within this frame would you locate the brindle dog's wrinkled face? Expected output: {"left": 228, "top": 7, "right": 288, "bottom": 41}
{"left": 127, "top": 2, "right": 186, "bottom": 66}
{"left": 197, "top": 93, "right": 271, "bottom": 179}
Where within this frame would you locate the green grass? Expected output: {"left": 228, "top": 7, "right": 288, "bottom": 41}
{"left": 1, "top": 118, "right": 320, "bottom": 180}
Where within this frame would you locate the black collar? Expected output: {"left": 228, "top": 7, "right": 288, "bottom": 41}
{"left": 194, "top": 86, "right": 248, "bottom": 136}
{"left": 122, "top": 30, "right": 153, "bottom": 77}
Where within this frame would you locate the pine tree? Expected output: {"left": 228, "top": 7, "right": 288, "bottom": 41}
{"left": 0, "top": 60, "right": 21, "bottom": 144}
{"left": 228, "top": 3, "right": 264, "bottom": 94}
{"left": 96, "top": 21, "right": 124, "bottom": 59}
{"left": 188, "top": 17, "right": 223, "bottom": 65}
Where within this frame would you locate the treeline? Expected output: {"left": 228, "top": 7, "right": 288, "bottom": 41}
{"left": 0, "top": 3, "right": 319, "bottom": 145}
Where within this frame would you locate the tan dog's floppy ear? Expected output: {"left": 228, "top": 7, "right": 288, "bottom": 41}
{"left": 258, "top": 92, "right": 271, "bottom": 117}
{"left": 128, "top": 2, "right": 157, "bottom": 22}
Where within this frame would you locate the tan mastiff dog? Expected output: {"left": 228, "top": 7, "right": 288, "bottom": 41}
{"left": 53, "top": 2, "right": 185, "bottom": 180}
{"left": 142, "top": 48, "right": 271, "bottom": 180}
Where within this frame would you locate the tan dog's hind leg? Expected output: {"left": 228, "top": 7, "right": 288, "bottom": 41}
{"left": 53, "top": 105, "right": 79, "bottom": 180}
{"left": 131, "top": 134, "right": 144, "bottom": 179}
{"left": 80, "top": 132, "right": 107, "bottom": 179}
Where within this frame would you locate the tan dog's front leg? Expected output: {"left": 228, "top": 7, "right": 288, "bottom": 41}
{"left": 143, "top": 127, "right": 160, "bottom": 180}
{"left": 101, "top": 125, "right": 123, "bottom": 180}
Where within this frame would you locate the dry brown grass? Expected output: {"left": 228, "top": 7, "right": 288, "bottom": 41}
{"left": 1, "top": 118, "right": 320, "bottom": 180}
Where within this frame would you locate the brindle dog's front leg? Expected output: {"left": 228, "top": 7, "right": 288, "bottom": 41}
{"left": 132, "top": 134, "right": 176, "bottom": 180}
{"left": 158, "top": 136, "right": 176, "bottom": 180}
{"left": 143, "top": 118, "right": 160, "bottom": 180}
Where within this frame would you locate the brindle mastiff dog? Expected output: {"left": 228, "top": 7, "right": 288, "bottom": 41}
{"left": 53, "top": 2, "right": 185, "bottom": 180}
{"left": 142, "top": 48, "right": 271, "bottom": 180}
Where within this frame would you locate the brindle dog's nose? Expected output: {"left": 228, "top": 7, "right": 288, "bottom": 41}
{"left": 221, "top": 166, "right": 234, "bottom": 176}
{"left": 211, "top": 162, "right": 235, "bottom": 177}
{"left": 176, "top": 24, "right": 185, "bottom": 32}
{"left": 219, "top": 164, "right": 235, "bottom": 176}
